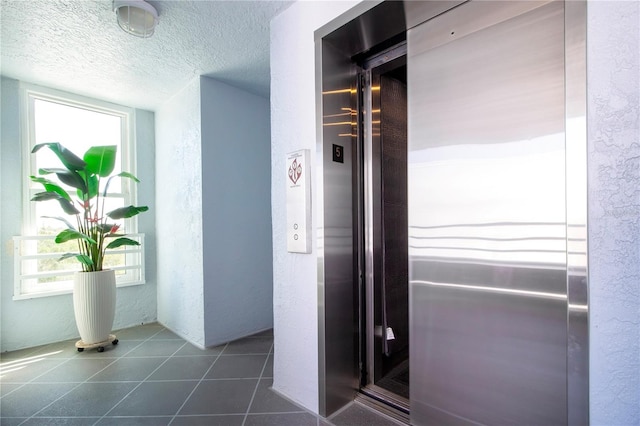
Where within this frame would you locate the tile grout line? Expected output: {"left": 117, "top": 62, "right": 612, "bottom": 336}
{"left": 15, "top": 326, "right": 166, "bottom": 426}
{"left": 167, "top": 342, "right": 229, "bottom": 426}
{"left": 241, "top": 341, "right": 274, "bottom": 426}
{"left": 11, "top": 351, "right": 121, "bottom": 426}
{"left": 2, "top": 329, "right": 301, "bottom": 425}
{"left": 93, "top": 333, "right": 191, "bottom": 425}
{"left": 0, "top": 341, "right": 89, "bottom": 402}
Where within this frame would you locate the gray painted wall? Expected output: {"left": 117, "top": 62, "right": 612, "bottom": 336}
{"left": 155, "top": 76, "right": 273, "bottom": 348}
{"left": 0, "top": 76, "right": 157, "bottom": 352}
{"left": 587, "top": 1, "right": 640, "bottom": 424}
{"left": 200, "top": 76, "right": 273, "bottom": 347}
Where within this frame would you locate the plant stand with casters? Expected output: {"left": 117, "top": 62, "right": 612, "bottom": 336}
{"left": 75, "top": 334, "right": 118, "bottom": 353}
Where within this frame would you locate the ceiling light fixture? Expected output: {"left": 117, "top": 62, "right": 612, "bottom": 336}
{"left": 113, "top": 0, "right": 159, "bottom": 38}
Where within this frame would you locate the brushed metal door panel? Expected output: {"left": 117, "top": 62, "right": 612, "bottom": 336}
{"left": 407, "top": 1, "right": 567, "bottom": 424}
{"left": 318, "top": 40, "right": 359, "bottom": 416}
{"left": 412, "top": 281, "right": 567, "bottom": 425}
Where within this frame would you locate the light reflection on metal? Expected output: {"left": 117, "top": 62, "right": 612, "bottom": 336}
{"left": 322, "top": 87, "right": 378, "bottom": 95}
{"left": 568, "top": 304, "right": 588, "bottom": 313}
{"left": 408, "top": 2, "right": 570, "bottom": 424}
{"left": 322, "top": 121, "right": 357, "bottom": 127}
{"left": 324, "top": 112, "right": 353, "bottom": 119}
{"left": 338, "top": 108, "right": 358, "bottom": 117}
{"left": 322, "top": 88, "right": 357, "bottom": 95}
{"left": 414, "top": 280, "right": 567, "bottom": 301}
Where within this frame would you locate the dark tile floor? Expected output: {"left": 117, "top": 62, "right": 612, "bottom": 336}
{"left": 0, "top": 323, "right": 403, "bottom": 426}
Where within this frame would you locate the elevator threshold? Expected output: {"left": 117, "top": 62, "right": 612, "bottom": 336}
{"left": 358, "top": 385, "right": 410, "bottom": 424}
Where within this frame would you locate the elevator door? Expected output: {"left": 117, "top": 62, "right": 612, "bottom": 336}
{"left": 407, "top": 1, "right": 568, "bottom": 425}
{"left": 362, "top": 57, "right": 410, "bottom": 407}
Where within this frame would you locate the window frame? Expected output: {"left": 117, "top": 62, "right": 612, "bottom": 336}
{"left": 16, "top": 83, "right": 145, "bottom": 300}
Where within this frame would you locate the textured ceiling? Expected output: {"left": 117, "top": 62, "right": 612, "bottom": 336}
{"left": 0, "top": 0, "right": 293, "bottom": 111}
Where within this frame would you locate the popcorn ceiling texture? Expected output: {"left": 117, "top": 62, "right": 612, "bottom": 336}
{"left": 0, "top": 0, "right": 291, "bottom": 111}
{"left": 587, "top": 2, "right": 640, "bottom": 424}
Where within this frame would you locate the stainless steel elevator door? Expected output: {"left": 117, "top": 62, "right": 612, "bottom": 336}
{"left": 407, "top": 1, "right": 567, "bottom": 425}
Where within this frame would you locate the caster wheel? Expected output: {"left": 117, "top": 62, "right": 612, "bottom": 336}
{"left": 77, "top": 347, "right": 84, "bottom": 352}
{"left": 113, "top": 339, "right": 119, "bottom": 345}
{"left": 97, "top": 346, "right": 105, "bottom": 353}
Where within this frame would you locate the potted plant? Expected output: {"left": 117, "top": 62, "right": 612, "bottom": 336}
{"left": 30, "top": 142, "right": 148, "bottom": 351}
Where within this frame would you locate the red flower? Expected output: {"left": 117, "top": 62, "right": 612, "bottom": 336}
{"left": 88, "top": 211, "right": 101, "bottom": 223}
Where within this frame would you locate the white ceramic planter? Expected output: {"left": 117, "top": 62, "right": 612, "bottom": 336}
{"left": 73, "top": 270, "right": 116, "bottom": 344}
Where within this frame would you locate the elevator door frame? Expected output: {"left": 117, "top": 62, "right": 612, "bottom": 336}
{"left": 359, "top": 49, "right": 410, "bottom": 412}
{"left": 315, "top": 1, "right": 587, "bottom": 421}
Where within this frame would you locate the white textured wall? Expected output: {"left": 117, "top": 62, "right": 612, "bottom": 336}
{"left": 200, "top": 76, "right": 274, "bottom": 346}
{"left": 587, "top": 2, "right": 640, "bottom": 424}
{"left": 270, "top": 0, "right": 361, "bottom": 413}
{"left": 134, "top": 108, "right": 158, "bottom": 314}
{"left": 155, "top": 78, "right": 205, "bottom": 347}
{"left": 0, "top": 77, "right": 157, "bottom": 352}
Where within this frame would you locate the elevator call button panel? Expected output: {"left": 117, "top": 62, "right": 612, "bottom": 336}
{"left": 286, "top": 149, "right": 311, "bottom": 253}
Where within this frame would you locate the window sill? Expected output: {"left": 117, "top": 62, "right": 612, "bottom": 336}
{"left": 12, "top": 280, "right": 146, "bottom": 301}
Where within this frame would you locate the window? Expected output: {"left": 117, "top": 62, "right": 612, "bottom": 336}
{"left": 14, "top": 85, "right": 144, "bottom": 299}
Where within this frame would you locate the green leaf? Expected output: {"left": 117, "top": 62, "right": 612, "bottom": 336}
{"left": 106, "top": 237, "right": 141, "bottom": 249}
{"left": 91, "top": 223, "right": 114, "bottom": 234}
{"left": 38, "top": 168, "right": 87, "bottom": 194}
{"left": 103, "top": 171, "right": 140, "bottom": 197}
{"left": 31, "top": 192, "right": 80, "bottom": 215}
{"left": 32, "top": 142, "right": 86, "bottom": 171}
{"left": 77, "top": 172, "right": 99, "bottom": 200}
{"left": 55, "top": 229, "right": 97, "bottom": 245}
{"left": 84, "top": 146, "right": 116, "bottom": 177}
{"left": 30, "top": 176, "right": 72, "bottom": 201}
{"left": 107, "top": 205, "right": 149, "bottom": 220}
{"left": 118, "top": 171, "right": 140, "bottom": 183}
{"left": 59, "top": 252, "right": 94, "bottom": 267}
{"left": 41, "top": 215, "right": 76, "bottom": 230}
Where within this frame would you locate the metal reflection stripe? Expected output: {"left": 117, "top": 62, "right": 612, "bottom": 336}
{"left": 322, "top": 121, "right": 357, "bottom": 127}
{"left": 411, "top": 256, "right": 566, "bottom": 270}
{"left": 410, "top": 236, "right": 567, "bottom": 241}
{"left": 322, "top": 88, "right": 357, "bottom": 95}
{"left": 410, "top": 221, "right": 566, "bottom": 229}
{"left": 324, "top": 112, "right": 353, "bottom": 118}
{"left": 409, "top": 246, "right": 566, "bottom": 254}
{"left": 412, "top": 280, "right": 567, "bottom": 301}
{"left": 568, "top": 304, "right": 588, "bottom": 313}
